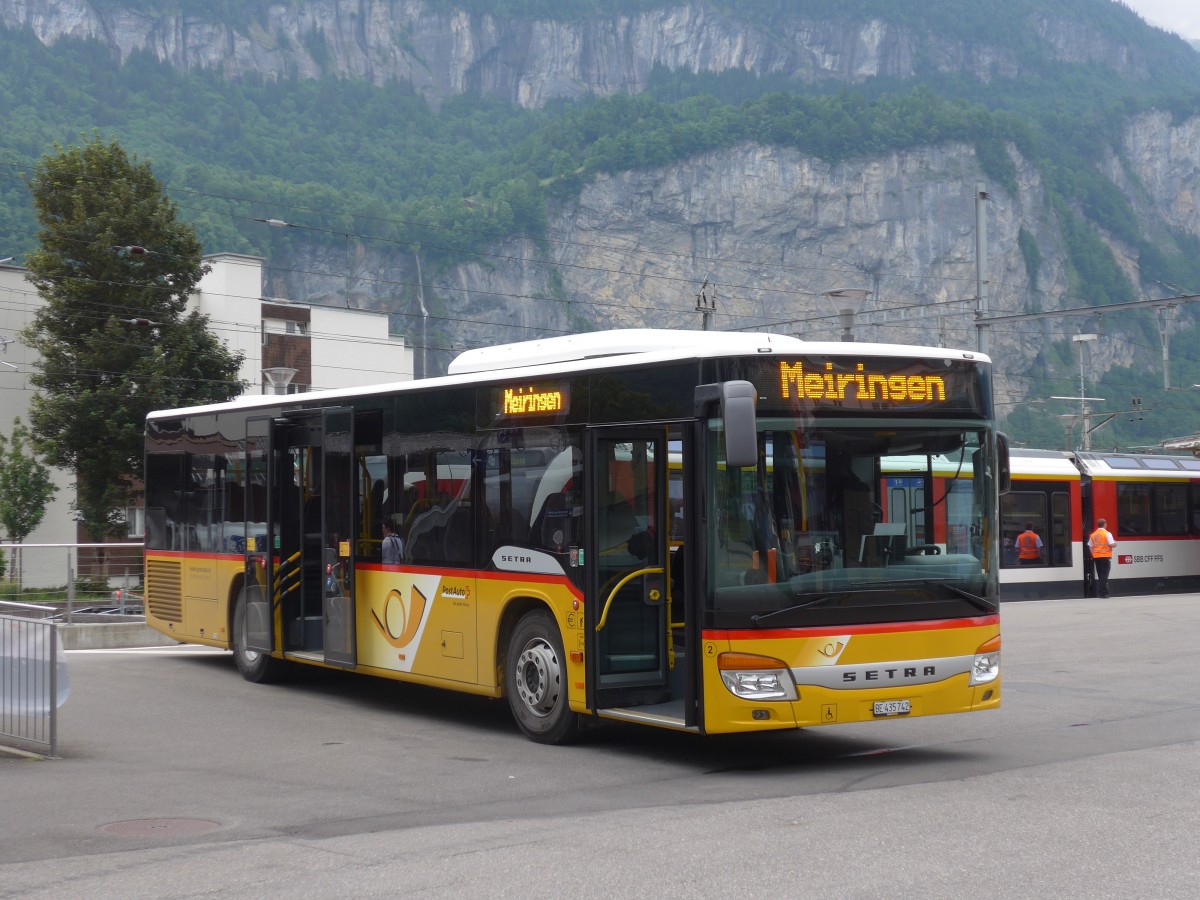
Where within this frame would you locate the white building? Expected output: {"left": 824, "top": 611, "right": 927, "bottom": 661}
{"left": 196, "top": 252, "right": 414, "bottom": 393}
{"left": 0, "top": 254, "right": 414, "bottom": 557}
{"left": 0, "top": 260, "right": 76, "bottom": 547}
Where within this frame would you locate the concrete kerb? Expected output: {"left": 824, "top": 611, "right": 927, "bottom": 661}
{"left": 55, "top": 618, "right": 180, "bottom": 650}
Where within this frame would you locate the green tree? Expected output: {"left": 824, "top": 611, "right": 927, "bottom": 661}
{"left": 0, "top": 417, "right": 57, "bottom": 584}
{"left": 21, "top": 134, "right": 245, "bottom": 539}
{"left": 0, "top": 417, "right": 57, "bottom": 543}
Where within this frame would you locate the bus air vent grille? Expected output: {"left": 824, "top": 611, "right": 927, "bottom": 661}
{"left": 146, "top": 559, "right": 183, "bottom": 623}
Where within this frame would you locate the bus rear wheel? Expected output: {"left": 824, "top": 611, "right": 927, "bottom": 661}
{"left": 506, "top": 610, "right": 578, "bottom": 744}
{"left": 233, "top": 584, "right": 285, "bottom": 684}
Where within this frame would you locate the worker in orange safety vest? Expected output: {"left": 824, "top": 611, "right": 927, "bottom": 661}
{"left": 1088, "top": 518, "right": 1117, "bottom": 598}
{"left": 1016, "top": 522, "right": 1043, "bottom": 565}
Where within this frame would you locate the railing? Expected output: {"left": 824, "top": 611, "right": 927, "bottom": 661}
{"left": 1, "top": 614, "right": 69, "bottom": 757}
{"left": 0, "top": 542, "right": 145, "bottom": 623}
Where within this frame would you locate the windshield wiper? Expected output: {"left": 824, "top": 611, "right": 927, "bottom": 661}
{"left": 892, "top": 580, "right": 1003, "bottom": 619}
{"left": 890, "top": 579, "right": 997, "bottom": 614}
{"left": 748, "top": 581, "right": 996, "bottom": 627}
{"left": 750, "top": 593, "right": 842, "bottom": 626}
{"left": 942, "top": 583, "right": 998, "bottom": 614}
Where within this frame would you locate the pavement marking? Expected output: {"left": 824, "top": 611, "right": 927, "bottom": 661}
{"left": 66, "top": 645, "right": 227, "bottom": 655}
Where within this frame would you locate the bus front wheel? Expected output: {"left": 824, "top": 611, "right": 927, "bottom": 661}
{"left": 233, "top": 584, "right": 285, "bottom": 684}
{"left": 506, "top": 610, "right": 578, "bottom": 744}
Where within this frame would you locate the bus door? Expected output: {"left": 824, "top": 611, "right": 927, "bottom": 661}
{"left": 320, "top": 409, "right": 356, "bottom": 667}
{"left": 586, "top": 428, "right": 673, "bottom": 712}
{"left": 241, "top": 416, "right": 274, "bottom": 656}
{"left": 255, "top": 409, "right": 357, "bottom": 667}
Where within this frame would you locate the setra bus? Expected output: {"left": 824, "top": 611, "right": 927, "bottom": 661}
{"left": 142, "top": 329, "right": 1007, "bottom": 743}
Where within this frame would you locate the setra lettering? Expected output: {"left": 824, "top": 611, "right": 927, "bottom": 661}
{"left": 842, "top": 665, "right": 936, "bottom": 683}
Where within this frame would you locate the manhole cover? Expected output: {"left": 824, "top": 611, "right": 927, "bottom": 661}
{"left": 98, "top": 818, "right": 220, "bottom": 837}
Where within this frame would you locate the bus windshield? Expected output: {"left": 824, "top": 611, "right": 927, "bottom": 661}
{"left": 706, "top": 419, "right": 997, "bottom": 627}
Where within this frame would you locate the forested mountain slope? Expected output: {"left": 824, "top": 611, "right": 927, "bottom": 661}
{"left": 2, "top": 0, "right": 1200, "bottom": 448}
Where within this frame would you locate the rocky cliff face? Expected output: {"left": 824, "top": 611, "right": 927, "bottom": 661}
{"left": 1119, "top": 111, "right": 1200, "bottom": 237}
{"left": 5, "top": 0, "right": 1200, "bottom": 403}
{"left": 0, "top": 0, "right": 1169, "bottom": 108}
{"left": 273, "top": 139, "right": 1067, "bottom": 401}
{"left": 269, "top": 114, "right": 1200, "bottom": 403}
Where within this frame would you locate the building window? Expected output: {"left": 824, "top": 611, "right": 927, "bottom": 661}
{"left": 125, "top": 506, "right": 146, "bottom": 539}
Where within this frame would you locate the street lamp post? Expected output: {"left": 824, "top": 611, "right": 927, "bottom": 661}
{"left": 262, "top": 367, "right": 298, "bottom": 395}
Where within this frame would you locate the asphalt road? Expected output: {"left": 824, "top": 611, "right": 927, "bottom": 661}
{"left": 3, "top": 594, "right": 1199, "bottom": 899}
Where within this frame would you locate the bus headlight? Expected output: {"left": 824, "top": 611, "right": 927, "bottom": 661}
{"left": 970, "top": 636, "right": 1000, "bottom": 686}
{"left": 718, "top": 652, "right": 798, "bottom": 701}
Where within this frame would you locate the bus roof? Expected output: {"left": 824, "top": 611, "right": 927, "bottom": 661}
{"left": 448, "top": 329, "right": 988, "bottom": 374}
{"left": 147, "top": 328, "right": 990, "bottom": 421}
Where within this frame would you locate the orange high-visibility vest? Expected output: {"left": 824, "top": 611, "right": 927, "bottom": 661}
{"left": 1090, "top": 528, "right": 1114, "bottom": 558}
{"left": 1017, "top": 531, "right": 1041, "bottom": 559}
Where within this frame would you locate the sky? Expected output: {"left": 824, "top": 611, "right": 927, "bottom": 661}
{"left": 1121, "top": 0, "right": 1200, "bottom": 41}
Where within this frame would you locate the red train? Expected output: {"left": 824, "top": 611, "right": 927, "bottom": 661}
{"left": 999, "top": 449, "right": 1200, "bottom": 599}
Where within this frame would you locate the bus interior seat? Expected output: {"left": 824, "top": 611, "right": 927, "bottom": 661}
{"left": 493, "top": 507, "right": 529, "bottom": 545}
{"left": 600, "top": 491, "right": 638, "bottom": 552}
{"left": 534, "top": 492, "right": 575, "bottom": 552}
{"left": 442, "top": 505, "right": 474, "bottom": 562}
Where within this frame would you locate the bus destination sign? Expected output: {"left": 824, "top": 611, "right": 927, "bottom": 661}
{"left": 779, "top": 361, "right": 946, "bottom": 405}
{"left": 725, "top": 356, "right": 988, "bottom": 415}
{"left": 496, "top": 382, "right": 571, "bottom": 419}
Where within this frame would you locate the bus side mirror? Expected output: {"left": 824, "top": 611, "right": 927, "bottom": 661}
{"left": 997, "top": 432, "right": 1011, "bottom": 495}
{"left": 722, "top": 380, "right": 758, "bottom": 469}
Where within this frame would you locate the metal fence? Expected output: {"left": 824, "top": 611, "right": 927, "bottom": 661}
{"left": 1, "top": 614, "right": 69, "bottom": 757}
{"left": 0, "top": 542, "right": 145, "bottom": 620}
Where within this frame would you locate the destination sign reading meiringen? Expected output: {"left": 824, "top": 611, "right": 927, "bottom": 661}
{"left": 779, "top": 361, "right": 947, "bottom": 404}
{"left": 500, "top": 383, "right": 570, "bottom": 417}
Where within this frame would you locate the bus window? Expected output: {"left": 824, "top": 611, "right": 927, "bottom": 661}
{"left": 482, "top": 430, "right": 578, "bottom": 558}
{"left": 402, "top": 446, "right": 474, "bottom": 566}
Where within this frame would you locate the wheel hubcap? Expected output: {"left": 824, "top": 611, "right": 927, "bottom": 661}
{"left": 515, "top": 638, "right": 561, "bottom": 718}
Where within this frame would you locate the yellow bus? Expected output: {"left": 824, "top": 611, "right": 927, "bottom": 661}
{"left": 143, "top": 329, "right": 1007, "bottom": 743}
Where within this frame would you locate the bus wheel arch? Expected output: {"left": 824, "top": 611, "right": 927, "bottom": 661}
{"left": 502, "top": 602, "right": 579, "bottom": 744}
{"left": 231, "top": 580, "right": 286, "bottom": 684}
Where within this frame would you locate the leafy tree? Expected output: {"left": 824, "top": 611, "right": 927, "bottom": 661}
{"left": 21, "top": 134, "right": 245, "bottom": 539}
{"left": 0, "top": 417, "right": 57, "bottom": 544}
{"left": 0, "top": 418, "right": 57, "bottom": 584}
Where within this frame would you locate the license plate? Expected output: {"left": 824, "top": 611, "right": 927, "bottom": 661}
{"left": 873, "top": 699, "right": 911, "bottom": 717}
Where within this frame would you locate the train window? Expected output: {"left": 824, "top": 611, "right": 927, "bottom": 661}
{"left": 1154, "top": 484, "right": 1187, "bottom": 535}
{"left": 1001, "top": 487, "right": 1072, "bottom": 568}
{"left": 1104, "top": 457, "right": 1142, "bottom": 469}
{"left": 1143, "top": 458, "right": 1179, "bottom": 470}
{"left": 1118, "top": 484, "right": 1152, "bottom": 534}
{"left": 1117, "top": 483, "right": 1188, "bottom": 536}
{"left": 1051, "top": 492, "right": 1072, "bottom": 566}
{"left": 1000, "top": 491, "right": 1047, "bottom": 568}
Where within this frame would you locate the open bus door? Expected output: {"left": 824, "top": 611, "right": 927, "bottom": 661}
{"left": 586, "top": 427, "right": 685, "bottom": 718}
{"left": 241, "top": 409, "right": 356, "bottom": 668}
{"left": 240, "top": 416, "right": 274, "bottom": 658}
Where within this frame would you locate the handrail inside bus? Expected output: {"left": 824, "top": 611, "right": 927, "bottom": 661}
{"left": 595, "top": 566, "right": 664, "bottom": 633}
